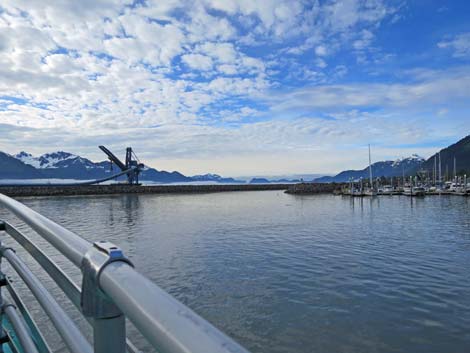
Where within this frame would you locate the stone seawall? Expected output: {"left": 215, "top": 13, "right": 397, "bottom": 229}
{"left": 0, "top": 184, "right": 292, "bottom": 197}
{"left": 285, "top": 182, "right": 345, "bottom": 194}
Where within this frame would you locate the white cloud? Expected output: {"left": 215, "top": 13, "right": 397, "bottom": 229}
{"left": 268, "top": 67, "right": 470, "bottom": 111}
{"left": 315, "top": 58, "right": 327, "bottom": 69}
{"left": 438, "top": 32, "right": 470, "bottom": 58}
{"left": 352, "top": 29, "right": 374, "bottom": 50}
{"left": 197, "top": 42, "right": 238, "bottom": 63}
{"left": 218, "top": 64, "right": 238, "bottom": 75}
{"left": 0, "top": 0, "right": 466, "bottom": 175}
{"left": 181, "top": 54, "right": 213, "bottom": 71}
{"left": 314, "top": 45, "right": 328, "bottom": 57}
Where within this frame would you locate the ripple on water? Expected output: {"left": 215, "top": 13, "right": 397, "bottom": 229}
{"left": 0, "top": 192, "right": 469, "bottom": 353}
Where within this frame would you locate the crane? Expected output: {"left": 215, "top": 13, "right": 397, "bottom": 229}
{"left": 99, "top": 146, "right": 144, "bottom": 185}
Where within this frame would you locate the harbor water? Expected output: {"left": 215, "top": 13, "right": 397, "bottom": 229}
{"left": 0, "top": 191, "right": 469, "bottom": 353}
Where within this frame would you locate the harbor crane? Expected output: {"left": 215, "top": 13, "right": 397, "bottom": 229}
{"left": 99, "top": 146, "right": 144, "bottom": 185}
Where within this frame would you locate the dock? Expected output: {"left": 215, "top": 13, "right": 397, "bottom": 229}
{"left": 336, "top": 189, "right": 469, "bottom": 197}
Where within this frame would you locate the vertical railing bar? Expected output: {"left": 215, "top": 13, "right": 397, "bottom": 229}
{"left": 0, "top": 226, "right": 4, "bottom": 353}
{"left": 6, "top": 279, "right": 52, "bottom": 353}
{"left": 94, "top": 316, "right": 126, "bottom": 353}
{"left": 3, "top": 222, "right": 141, "bottom": 353}
{"left": 2, "top": 300, "right": 40, "bottom": 353}
{"left": 0, "top": 249, "right": 92, "bottom": 353}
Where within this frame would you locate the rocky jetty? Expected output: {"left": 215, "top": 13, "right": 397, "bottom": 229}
{"left": 285, "top": 182, "right": 344, "bottom": 194}
{"left": 0, "top": 183, "right": 291, "bottom": 197}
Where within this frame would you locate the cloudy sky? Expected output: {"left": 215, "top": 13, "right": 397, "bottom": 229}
{"left": 0, "top": 0, "right": 469, "bottom": 176}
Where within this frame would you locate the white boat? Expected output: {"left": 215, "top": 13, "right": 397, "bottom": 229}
{"left": 448, "top": 182, "right": 464, "bottom": 192}
{"left": 351, "top": 188, "right": 365, "bottom": 197}
{"left": 378, "top": 185, "right": 394, "bottom": 195}
{"left": 403, "top": 186, "right": 426, "bottom": 196}
{"left": 363, "top": 188, "right": 377, "bottom": 196}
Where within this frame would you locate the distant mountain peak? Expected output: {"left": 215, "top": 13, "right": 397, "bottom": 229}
{"left": 5, "top": 150, "right": 193, "bottom": 183}
{"left": 406, "top": 154, "right": 425, "bottom": 161}
{"left": 191, "top": 173, "right": 243, "bottom": 183}
{"left": 15, "top": 151, "right": 32, "bottom": 158}
{"left": 192, "top": 173, "right": 222, "bottom": 179}
{"left": 41, "top": 151, "right": 75, "bottom": 159}
{"left": 15, "top": 151, "right": 80, "bottom": 169}
{"left": 391, "top": 154, "right": 425, "bottom": 167}
{"left": 315, "top": 154, "right": 425, "bottom": 183}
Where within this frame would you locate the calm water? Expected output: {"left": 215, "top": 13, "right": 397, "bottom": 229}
{"left": 1, "top": 191, "right": 470, "bottom": 353}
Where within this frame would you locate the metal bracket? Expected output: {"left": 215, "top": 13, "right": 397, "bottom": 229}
{"left": 0, "top": 247, "right": 15, "bottom": 257}
{"left": 81, "top": 241, "right": 133, "bottom": 319}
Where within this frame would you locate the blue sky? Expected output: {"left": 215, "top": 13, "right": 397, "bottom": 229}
{"left": 0, "top": 0, "right": 469, "bottom": 176}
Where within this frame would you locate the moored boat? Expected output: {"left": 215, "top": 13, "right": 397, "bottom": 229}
{"left": 403, "top": 185, "right": 426, "bottom": 196}
{"left": 378, "top": 185, "right": 394, "bottom": 195}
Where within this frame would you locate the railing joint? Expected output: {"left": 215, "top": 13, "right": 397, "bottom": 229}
{"left": 0, "top": 247, "right": 15, "bottom": 256}
{"left": 81, "top": 241, "right": 133, "bottom": 319}
{"left": 0, "top": 222, "right": 5, "bottom": 231}
{"left": 81, "top": 241, "right": 132, "bottom": 353}
{"left": 1, "top": 302, "right": 16, "bottom": 314}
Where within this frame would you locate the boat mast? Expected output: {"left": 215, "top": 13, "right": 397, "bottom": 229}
{"left": 453, "top": 156, "right": 457, "bottom": 182}
{"left": 368, "top": 144, "right": 373, "bottom": 190}
{"left": 438, "top": 152, "right": 442, "bottom": 186}
{"left": 433, "top": 155, "right": 437, "bottom": 186}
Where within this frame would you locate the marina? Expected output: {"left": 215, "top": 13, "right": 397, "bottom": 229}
{"left": 338, "top": 178, "right": 470, "bottom": 197}
{"left": 336, "top": 146, "right": 469, "bottom": 197}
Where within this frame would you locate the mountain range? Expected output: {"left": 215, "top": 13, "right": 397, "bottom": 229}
{"left": 1, "top": 135, "right": 468, "bottom": 184}
{"left": 314, "top": 155, "right": 425, "bottom": 183}
{"left": 0, "top": 151, "right": 235, "bottom": 184}
{"left": 314, "top": 134, "right": 470, "bottom": 183}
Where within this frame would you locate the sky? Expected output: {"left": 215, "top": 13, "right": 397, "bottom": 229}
{"left": 0, "top": 0, "right": 469, "bottom": 177}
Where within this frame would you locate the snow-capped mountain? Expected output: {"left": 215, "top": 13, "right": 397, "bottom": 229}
{"left": 190, "top": 173, "right": 244, "bottom": 183}
{"left": 15, "top": 151, "right": 98, "bottom": 169}
{"left": 2, "top": 150, "right": 234, "bottom": 183}
{"left": 391, "top": 154, "right": 425, "bottom": 168}
{"left": 314, "top": 155, "right": 425, "bottom": 183}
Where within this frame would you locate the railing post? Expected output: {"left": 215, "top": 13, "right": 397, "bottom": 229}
{"left": 81, "top": 241, "right": 132, "bottom": 353}
{"left": 93, "top": 315, "right": 126, "bottom": 353}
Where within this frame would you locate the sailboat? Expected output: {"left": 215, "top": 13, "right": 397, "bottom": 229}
{"left": 364, "top": 144, "right": 377, "bottom": 196}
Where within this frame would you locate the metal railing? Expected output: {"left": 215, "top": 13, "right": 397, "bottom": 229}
{"left": 0, "top": 193, "right": 250, "bottom": 353}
